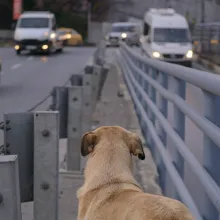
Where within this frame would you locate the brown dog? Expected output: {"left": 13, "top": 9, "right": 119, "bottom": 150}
{"left": 77, "top": 126, "right": 194, "bottom": 220}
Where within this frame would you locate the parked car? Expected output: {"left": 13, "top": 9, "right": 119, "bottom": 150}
{"left": 57, "top": 28, "right": 83, "bottom": 46}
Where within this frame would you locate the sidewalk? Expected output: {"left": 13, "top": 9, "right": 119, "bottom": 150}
{"left": 21, "top": 58, "right": 162, "bottom": 220}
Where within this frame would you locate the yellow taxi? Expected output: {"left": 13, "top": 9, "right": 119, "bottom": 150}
{"left": 57, "top": 28, "right": 83, "bottom": 46}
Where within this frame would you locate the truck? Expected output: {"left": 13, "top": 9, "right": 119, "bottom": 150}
{"left": 140, "top": 8, "right": 193, "bottom": 67}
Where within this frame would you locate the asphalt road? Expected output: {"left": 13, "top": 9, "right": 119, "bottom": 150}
{"left": 0, "top": 46, "right": 95, "bottom": 144}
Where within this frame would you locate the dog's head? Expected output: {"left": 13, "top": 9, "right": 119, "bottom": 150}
{"left": 81, "top": 126, "right": 145, "bottom": 160}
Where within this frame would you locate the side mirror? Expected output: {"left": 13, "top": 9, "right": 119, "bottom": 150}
{"left": 52, "top": 24, "right": 57, "bottom": 30}
{"left": 11, "top": 23, "right": 16, "bottom": 31}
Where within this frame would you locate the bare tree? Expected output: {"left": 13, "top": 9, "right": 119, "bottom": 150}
{"left": 35, "top": 0, "right": 83, "bottom": 13}
{"left": 90, "top": 0, "right": 111, "bottom": 21}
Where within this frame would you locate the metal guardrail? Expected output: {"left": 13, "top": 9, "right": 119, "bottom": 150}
{"left": 193, "top": 23, "right": 220, "bottom": 55}
{"left": 117, "top": 42, "right": 220, "bottom": 220}
{"left": 0, "top": 43, "right": 109, "bottom": 219}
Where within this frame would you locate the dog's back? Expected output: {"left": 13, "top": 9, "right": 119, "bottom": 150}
{"left": 77, "top": 126, "right": 194, "bottom": 220}
{"left": 80, "top": 187, "right": 193, "bottom": 220}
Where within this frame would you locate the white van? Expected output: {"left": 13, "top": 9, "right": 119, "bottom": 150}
{"left": 14, "top": 11, "right": 64, "bottom": 55}
{"left": 140, "top": 8, "right": 193, "bottom": 67}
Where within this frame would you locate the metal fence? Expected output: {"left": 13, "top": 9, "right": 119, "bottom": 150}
{"left": 0, "top": 42, "right": 108, "bottom": 220}
{"left": 117, "top": 41, "right": 220, "bottom": 220}
{"left": 193, "top": 22, "right": 220, "bottom": 55}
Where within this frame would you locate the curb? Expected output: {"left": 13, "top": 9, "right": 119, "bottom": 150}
{"left": 195, "top": 54, "right": 220, "bottom": 74}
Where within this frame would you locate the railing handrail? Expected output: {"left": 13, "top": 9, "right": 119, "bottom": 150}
{"left": 119, "top": 54, "right": 202, "bottom": 219}
{"left": 118, "top": 42, "right": 220, "bottom": 218}
{"left": 121, "top": 42, "right": 220, "bottom": 96}
{"left": 120, "top": 49, "right": 220, "bottom": 149}
{"left": 119, "top": 48, "right": 220, "bottom": 210}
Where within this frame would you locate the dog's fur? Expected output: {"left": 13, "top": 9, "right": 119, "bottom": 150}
{"left": 77, "top": 126, "right": 194, "bottom": 220}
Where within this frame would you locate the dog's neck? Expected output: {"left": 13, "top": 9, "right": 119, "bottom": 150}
{"left": 77, "top": 142, "right": 143, "bottom": 198}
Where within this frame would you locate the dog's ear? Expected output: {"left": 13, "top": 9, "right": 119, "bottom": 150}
{"left": 129, "top": 133, "right": 145, "bottom": 160}
{"left": 81, "top": 132, "right": 97, "bottom": 157}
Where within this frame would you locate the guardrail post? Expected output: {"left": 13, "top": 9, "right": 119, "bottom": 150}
{"left": 0, "top": 155, "right": 21, "bottom": 220}
{"left": 92, "top": 65, "right": 102, "bottom": 111}
{"left": 34, "top": 111, "right": 59, "bottom": 220}
{"left": 170, "top": 77, "right": 186, "bottom": 199}
{"left": 51, "top": 87, "right": 68, "bottom": 139}
{"left": 67, "top": 86, "right": 83, "bottom": 171}
{"left": 81, "top": 66, "right": 94, "bottom": 171}
{"left": 4, "top": 112, "right": 34, "bottom": 203}
{"left": 155, "top": 71, "right": 168, "bottom": 192}
{"left": 82, "top": 66, "right": 93, "bottom": 134}
{"left": 97, "top": 65, "right": 109, "bottom": 101}
{"left": 202, "top": 91, "right": 220, "bottom": 220}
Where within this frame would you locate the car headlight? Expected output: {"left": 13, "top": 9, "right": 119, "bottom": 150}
{"left": 121, "top": 33, "right": 127, "bottom": 38}
{"left": 50, "top": 33, "right": 56, "bottom": 39}
{"left": 66, "top": 34, "right": 71, "bottom": 39}
{"left": 152, "top": 51, "right": 161, "bottom": 58}
{"left": 186, "top": 50, "right": 193, "bottom": 58}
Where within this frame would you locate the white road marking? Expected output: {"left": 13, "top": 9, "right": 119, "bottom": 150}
{"left": 27, "top": 56, "right": 34, "bottom": 61}
{"left": 11, "top": 63, "right": 22, "bottom": 70}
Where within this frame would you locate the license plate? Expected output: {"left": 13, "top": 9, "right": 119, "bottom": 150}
{"left": 26, "top": 45, "right": 36, "bottom": 50}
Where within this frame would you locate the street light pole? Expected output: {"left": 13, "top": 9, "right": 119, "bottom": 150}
{"left": 200, "top": 0, "right": 205, "bottom": 52}
{"left": 201, "top": 0, "right": 205, "bottom": 23}
{"left": 87, "top": 1, "right": 91, "bottom": 42}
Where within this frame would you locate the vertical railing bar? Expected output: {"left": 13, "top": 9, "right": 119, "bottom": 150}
{"left": 155, "top": 71, "right": 168, "bottom": 193}
{"left": 169, "top": 76, "right": 186, "bottom": 200}
{"left": 202, "top": 90, "right": 220, "bottom": 220}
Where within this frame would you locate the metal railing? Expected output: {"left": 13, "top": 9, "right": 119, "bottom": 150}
{"left": 193, "top": 23, "right": 220, "bottom": 55}
{"left": 0, "top": 43, "right": 109, "bottom": 220}
{"left": 117, "top": 42, "right": 220, "bottom": 220}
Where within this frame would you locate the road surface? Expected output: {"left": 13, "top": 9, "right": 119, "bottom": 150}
{"left": 0, "top": 47, "right": 95, "bottom": 145}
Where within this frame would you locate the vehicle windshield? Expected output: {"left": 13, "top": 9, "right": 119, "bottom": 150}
{"left": 18, "top": 17, "right": 49, "bottom": 28}
{"left": 58, "top": 30, "right": 69, "bottom": 35}
{"left": 111, "top": 25, "right": 135, "bottom": 33}
{"left": 153, "top": 28, "right": 191, "bottom": 43}
{"left": 58, "top": 30, "right": 77, "bottom": 35}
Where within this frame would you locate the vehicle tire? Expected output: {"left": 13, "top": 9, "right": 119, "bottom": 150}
{"left": 56, "top": 47, "right": 63, "bottom": 53}
{"left": 16, "top": 50, "right": 21, "bottom": 55}
{"left": 186, "top": 61, "right": 192, "bottom": 68}
{"left": 45, "top": 48, "right": 52, "bottom": 55}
